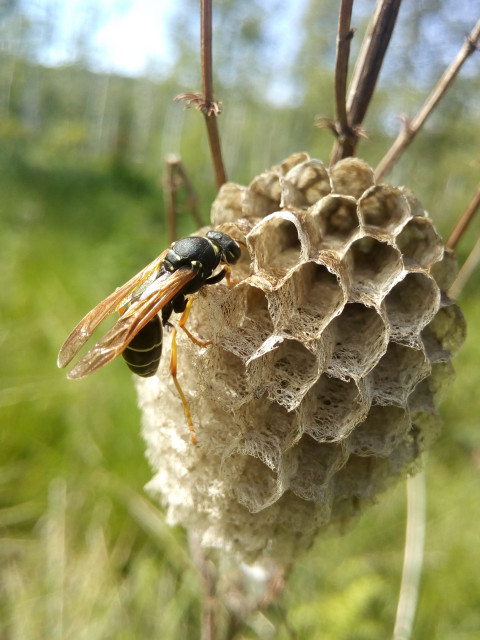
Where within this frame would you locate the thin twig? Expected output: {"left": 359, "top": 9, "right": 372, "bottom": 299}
{"left": 174, "top": 0, "right": 227, "bottom": 190}
{"left": 449, "top": 233, "right": 480, "bottom": 300}
{"left": 347, "top": 0, "right": 402, "bottom": 125}
{"left": 164, "top": 154, "right": 205, "bottom": 231}
{"left": 201, "top": 0, "right": 214, "bottom": 107}
{"left": 188, "top": 533, "right": 218, "bottom": 640}
{"left": 330, "top": 0, "right": 402, "bottom": 162}
{"left": 328, "top": 0, "right": 355, "bottom": 165}
{"left": 201, "top": 0, "right": 227, "bottom": 189}
{"left": 445, "top": 186, "right": 480, "bottom": 299}
{"left": 164, "top": 155, "right": 178, "bottom": 244}
{"left": 174, "top": 160, "right": 205, "bottom": 228}
{"left": 447, "top": 185, "right": 480, "bottom": 250}
{"left": 393, "top": 469, "right": 426, "bottom": 640}
{"left": 447, "top": 184, "right": 480, "bottom": 299}
{"left": 335, "top": 0, "right": 355, "bottom": 131}
{"left": 375, "top": 19, "right": 480, "bottom": 182}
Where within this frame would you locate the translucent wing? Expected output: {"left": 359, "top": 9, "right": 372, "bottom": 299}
{"left": 57, "top": 250, "right": 169, "bottom": 369}
{"left": 63, "top": 266, "right": 197, "bottom": 379}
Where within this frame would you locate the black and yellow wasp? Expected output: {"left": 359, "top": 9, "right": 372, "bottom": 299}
{"left": 57, "top": 231, "right": 242, "bottom": 444}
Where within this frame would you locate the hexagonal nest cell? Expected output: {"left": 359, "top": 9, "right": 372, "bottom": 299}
{"left": 137, "top": 153, "right": 465, "bottom": 562}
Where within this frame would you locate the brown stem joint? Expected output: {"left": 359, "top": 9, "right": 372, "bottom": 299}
{"left": 174, "top": 92, "right": 222, "bottom": 117}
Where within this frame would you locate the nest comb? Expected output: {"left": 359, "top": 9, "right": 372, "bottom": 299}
{"left": 137, "top": 153, "right": 465, "bottom": 562}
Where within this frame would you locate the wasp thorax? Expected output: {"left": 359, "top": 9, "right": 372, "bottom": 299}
{"left": 137, "top": 153, "right": 465, "bottom": 562}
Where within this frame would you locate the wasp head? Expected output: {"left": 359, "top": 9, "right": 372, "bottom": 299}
{"left": 206, "top": 230, "right": 242, "bottom": 265}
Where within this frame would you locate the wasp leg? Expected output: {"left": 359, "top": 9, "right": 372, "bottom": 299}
{"left": 179, "top": 297, "right": 212, "bottom": 348}
{"left": 170, "top": 325, "right": 197, "bottom": 445}
{"left": 204, "top": 265, "right": 240, "bottom": 287}
{"left": 224, "top": 265, "right": 240, "bottom": 286}
{"left": 204, "top": 268, "right": 226, "bottom": 286}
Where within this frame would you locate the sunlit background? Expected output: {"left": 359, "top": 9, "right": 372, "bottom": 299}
{"left": 1, "top": 1, "right": 479, "bottom": 638}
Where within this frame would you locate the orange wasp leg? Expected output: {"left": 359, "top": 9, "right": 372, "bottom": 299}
{"left": 170, "top": 297, "right": 211, "bottom": 446}
{"left": 224, "top": 264, "right": 240, "bottom": 286}
{"left": 170, "top": 325, "right": 197, "bottom": 445}
{"left": 178, "top": 297, "right": 212, "bottom": 347}
{"left": 169, "top": 265, "right": 240, "bottom": 444}
{"left": 177, "top": 265, "right": 238, "bottom": 348}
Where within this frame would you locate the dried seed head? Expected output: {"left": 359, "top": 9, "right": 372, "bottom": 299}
{"left": 137, "top": 153, "right": 465, "bottom": 562}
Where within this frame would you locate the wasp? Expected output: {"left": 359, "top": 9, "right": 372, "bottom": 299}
{"left": 57, "top": 230, "right": 242, "bottom": 444}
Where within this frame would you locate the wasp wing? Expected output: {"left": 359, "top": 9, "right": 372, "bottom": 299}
{"left": 65, "top": 266, "right": 196, "bottom": 379}
{"left": 57, "top": 250, "right": 170, "bottom": 369}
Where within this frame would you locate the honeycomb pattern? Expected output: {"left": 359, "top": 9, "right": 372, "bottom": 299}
{"left": 137, "top": 154, "right": 465, "bottom": 562}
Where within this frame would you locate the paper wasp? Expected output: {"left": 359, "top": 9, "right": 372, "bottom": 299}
{"left": 57, "top": 230, "right": 242, "bottom": 444}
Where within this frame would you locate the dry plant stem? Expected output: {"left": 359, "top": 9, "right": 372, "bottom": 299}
{"left": 330, "top": 0, "right": 402, "bottom": 162}
{"left": 347, "top": 0, "right": 402, "bottom": 124}
{"left": 334, "top": 0, "right": 354, "bottom": 130}
{"left": 204, "top": 115, "right": 227, "bottom": 190}
{"left": 446, "top": 186, "right": 480, "bottom": 250}
{"left": 174, "top": 159, "right": 205, "bottom": 227}
{"left": 164, "top": 154, "right": 205, "bottom": 234}
{"left": 449, "top": 233, "right": 480, "bottom": 300}
{"left": 375, "top": 19, "right": 480, "bottom": 182}
{"left": 447, "top": 186, "right": 480, "bottom": 298}
{"left": 393, "top": 470, "right": 426, "bottom": 640}
{"left": 188, "top": 533, "right": 218, "bottom": 640}
{"left": 164, "top": 156, "right": 178, "bottom": 243}
{"left": 201, "top": 0, "right": 227, "bottom": 189}
{"left": 201, "top": 0, "right": 214, "bottom": 105}
{"left": 328, "top": 0, "right": 354, "bottom": 166}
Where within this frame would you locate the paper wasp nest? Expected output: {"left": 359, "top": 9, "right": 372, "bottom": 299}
{"left": 137, "top": 153, "right": 465, "bottom": 562}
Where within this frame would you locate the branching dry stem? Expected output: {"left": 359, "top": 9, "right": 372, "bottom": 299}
{"left": 375, "top": 18, "right": 480, "bottom": 182}
{"left": 330, "top": 0, "right": 402, "bottom": 163}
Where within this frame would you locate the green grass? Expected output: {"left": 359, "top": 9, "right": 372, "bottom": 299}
{"left": 0, "top": 148, "right": 204, "bottom": 637}
{"left": 1, "top": 144, "right": 480, "bottom": 639}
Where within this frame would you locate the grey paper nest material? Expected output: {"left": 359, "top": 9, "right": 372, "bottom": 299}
{"left": 137, "top": 153, "right": 465, "bottom": 562}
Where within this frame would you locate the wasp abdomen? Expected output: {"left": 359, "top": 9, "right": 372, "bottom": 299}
{"left": 122, "top": 315, "right": 163, "bottom": 377}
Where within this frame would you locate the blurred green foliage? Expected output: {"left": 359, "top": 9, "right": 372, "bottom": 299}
{"left": 1, "top": 2, "right": 480, "bottom": 638}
